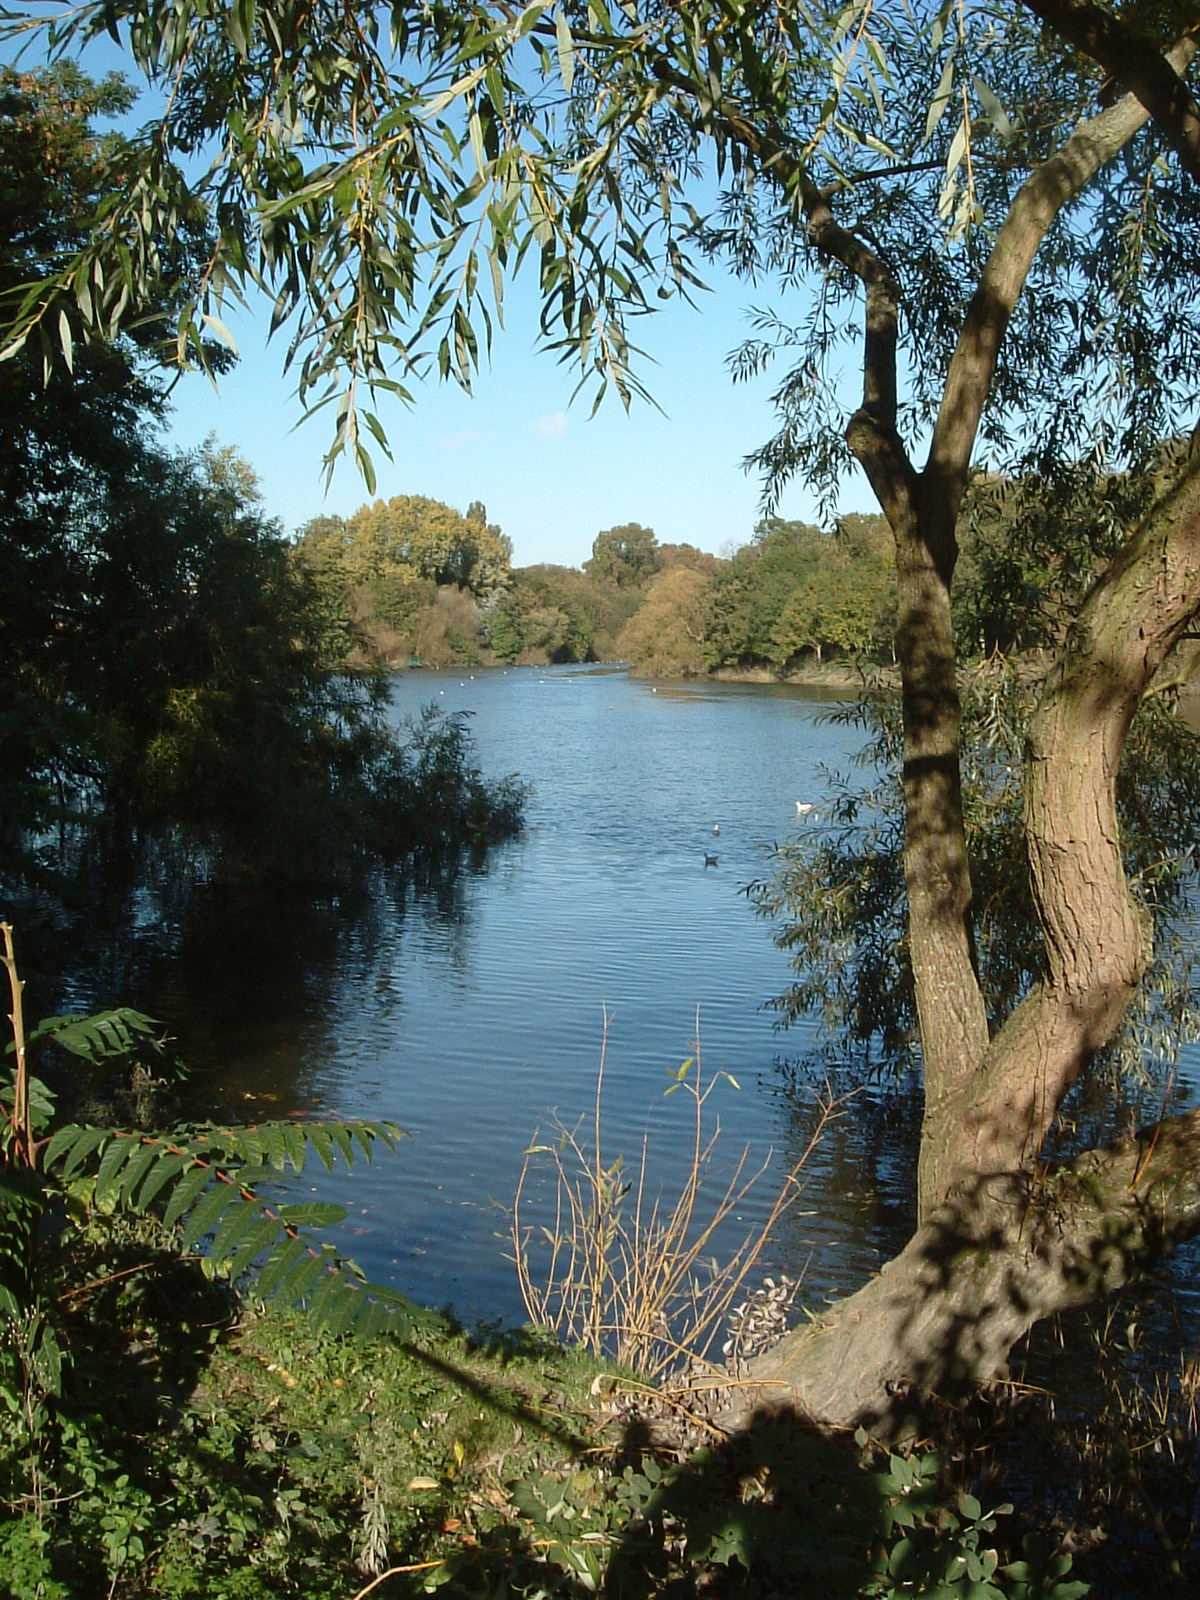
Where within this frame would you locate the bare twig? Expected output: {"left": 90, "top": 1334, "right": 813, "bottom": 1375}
{"left": 512, "top": 1016, "right": 840, "bottom": 1377}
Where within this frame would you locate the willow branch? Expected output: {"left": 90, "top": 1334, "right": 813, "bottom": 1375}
{"left": 927, "top": 34, "right": 1198, "bottom": 524}
{"left": 1020, "top": 0, "right": 1200, "bottom": 181}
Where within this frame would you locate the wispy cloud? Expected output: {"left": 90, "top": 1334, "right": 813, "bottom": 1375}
{"left": 438, "top": 429, "right": 482, "bottom": 450}
{"left": 534, "top": 411, "right": 568, "bottom": 439}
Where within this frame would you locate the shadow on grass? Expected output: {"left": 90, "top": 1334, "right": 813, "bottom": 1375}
{"left": 419, "top": 1399, "right": 1024, "bottom": 1600}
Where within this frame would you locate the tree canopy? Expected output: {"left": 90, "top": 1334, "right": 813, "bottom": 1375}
{"left": 296, "top": 494, "right": 512, "bottom": 598}
{"left": 0, "top": 63, "right": 525, "bottom": 887}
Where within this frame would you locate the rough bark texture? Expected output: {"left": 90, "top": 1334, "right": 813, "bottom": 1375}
{"left": 921, "top": 445, "right": 1200, "bottom": 1198}
{"left": 1019, "top": 0, "right": 1200, "bottom": 181}
{"left": 739, "top": 1107, "right": 1200, "bottom": 1436}
{"left": 745, "top": 442, "right": 1200, "bottom": 1435}
{"left": 669, "top": 21, "right": 1200, "bottom": 1433}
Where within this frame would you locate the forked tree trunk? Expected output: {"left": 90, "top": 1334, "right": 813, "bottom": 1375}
{"left": 737, "top": 429, "right": 1200, "bottom": 1438}
{"left": 743, "top": 1107, "right": 1200, "bottom": 1434}
{"left": 695, "top": 33, "right": 1200, "bottom": 1434}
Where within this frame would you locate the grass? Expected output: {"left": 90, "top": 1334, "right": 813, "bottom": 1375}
{"left": 0, "top": 1208, "right": 1093, "bottom": 1600}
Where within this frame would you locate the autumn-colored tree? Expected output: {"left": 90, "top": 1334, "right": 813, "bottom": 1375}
{"left": 584, "top": 523, "right": 661, "bottom": 590}
{"left": 617, "top": 565, "right": 715, "bottom": 676}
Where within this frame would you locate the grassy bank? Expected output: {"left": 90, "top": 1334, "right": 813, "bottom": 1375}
{"left": 1, "top": 1217, "right": 1094, "bottom": 1600}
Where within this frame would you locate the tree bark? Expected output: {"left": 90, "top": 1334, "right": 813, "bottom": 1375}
{"left": 739, "top": 1106, "right": 1200, "bottom": 1436}
{"left": 663, "top": 19, "right": 1200, "bottom": 1425}
{"left": 739, "top": 440, "right": 1200, "bottom": 1435}
{"left": 921, "top": 444, "right": 1200, "bottom": 1198}
{"left": 1018, "top": 0, "right": 1200, "bottom": 182}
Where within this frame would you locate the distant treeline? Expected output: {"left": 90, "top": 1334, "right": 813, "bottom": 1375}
{"left": 292, "top": 505, "right": 899, "bottom": 676}
{"left": 295, "top": 465, "right": 1124, "bottom": 679}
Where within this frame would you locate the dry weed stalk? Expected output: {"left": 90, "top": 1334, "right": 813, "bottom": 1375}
{"left": 511, "top": 1011, "right": 837, "bottom": 1378}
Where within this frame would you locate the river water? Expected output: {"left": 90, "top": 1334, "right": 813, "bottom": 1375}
{"left": 43, "top": 664, "right": 1200, "bottom": 1348}
{"left": 102, "top": 665, "right": 906, "bottom": 1323}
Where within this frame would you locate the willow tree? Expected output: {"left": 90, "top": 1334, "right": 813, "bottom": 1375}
{"left": 4, "top": 0, "right": 1200, "bottom": 1431}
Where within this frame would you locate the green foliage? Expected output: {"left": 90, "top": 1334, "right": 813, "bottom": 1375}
{"left": 297, "top": 494, "right": 511, "bottom": 597}
{"left": 0, "top": 7, "right": 1196, "bottom": 532}
{"left": 0, "top": 939, "right": 1092, "bottom": 1598}
{"left": 429, "top": 1412, "right": 1086, "bottom": 1600}
{"left": 0, "top": 68, "right": 525, "bottom": 887}
{"left": 701, "top": 517, "right": 895, "bottom": 671}
{"left": 490, "top": 562, "right": 639, "bottom": 664}
{"left": 584, "top": 524, "right": 662, "bottom": 591}
{"left": 43, "top": 1119, "right": 425, "bottom": 1338}
{"left": 616, "top": 565, "right": 715, "bottom": 677}
{"left": 0, "top": 927, "right": 470, "bottom": 1594}
{"left": 0, "top": 946, "right": 435, "bottom": 1371}
{"left": 376, "top": 704, "right": 528, "bottom": 853}
{"left": 294, "top": 493, "right": 513, "bottom": 667}
{"left": 954, "top": 450, "right": 1192, "bottom": 658}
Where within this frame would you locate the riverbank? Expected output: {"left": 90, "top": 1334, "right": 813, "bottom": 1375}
{"left": 393, "top": 656, "right": 886, "bottom": 691}
{"left": 710, "top": 660, "right": 888, "bottom": 691}
{"left": 3, "top": 1268, "right": 1098, "bottom": 1600}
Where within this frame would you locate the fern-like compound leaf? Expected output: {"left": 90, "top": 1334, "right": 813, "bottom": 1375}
{"left": 36, "top": 1117, "right": 423, "bottom": 1343}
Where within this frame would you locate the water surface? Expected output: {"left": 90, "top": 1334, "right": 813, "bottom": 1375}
{"left": 48, "top": 663, "right": 1199, "bottom": 1345}
{"left": 157, "top": 666, "right": 884, "bottom": 1320}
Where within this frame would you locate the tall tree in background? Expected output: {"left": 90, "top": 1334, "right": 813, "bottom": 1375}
{"left": 584, "top": 523, "right": 662, "bottom": 590}
{"left": 297, "top": 494, "right": 511, "bottom": 598}
{"left": 5, "top": 1, "right": 1200, "bottom": 1431}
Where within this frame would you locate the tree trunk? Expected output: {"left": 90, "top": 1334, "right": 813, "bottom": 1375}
{"left": 741, "top": 1108, "right": 1200, "bottom": 1436}
{"left": 682, "top": 23, "right": 1200, "bottom": 1434}
{"left": 740, "top": 444, "right": 1200, "bottom": 1435}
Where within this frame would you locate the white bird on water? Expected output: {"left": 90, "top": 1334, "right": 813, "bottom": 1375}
{"left": 795, "top": 801, "right": 817, "bottom": 817}
{"left": 712, "top": 823, "right": 720, "bottom": 836}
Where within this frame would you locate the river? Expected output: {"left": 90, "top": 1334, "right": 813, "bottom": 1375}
{"left": 41, "top": 663, "right": 1200, "bottom": 1352}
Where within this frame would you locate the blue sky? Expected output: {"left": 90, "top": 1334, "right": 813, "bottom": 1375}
{"left": 163, "top": 266, "right": 875, "bottom": 569}
{"left": 7, "top": 25, "right": 877, "bottom": 570}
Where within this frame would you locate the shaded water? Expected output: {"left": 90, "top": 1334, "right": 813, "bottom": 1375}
{"left": 35, "top": 664, "right": 1200, "bottom": 1342}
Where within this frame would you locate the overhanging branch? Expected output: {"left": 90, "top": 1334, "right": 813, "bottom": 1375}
{"left": 1020, "top": 0, "right": 1200, "bottom": 181}
{"left": 926, "top": 40, "right": 1196, "bottom": 524}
